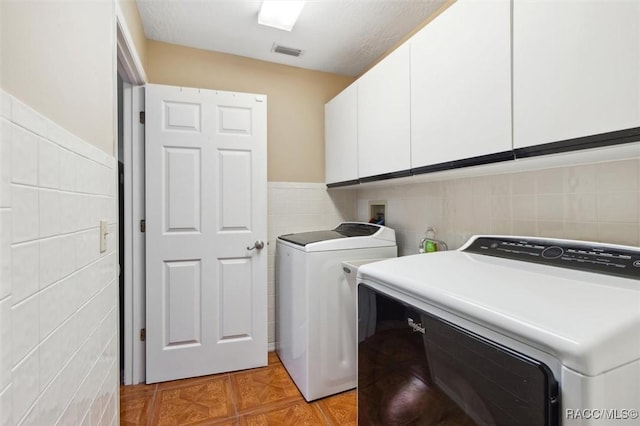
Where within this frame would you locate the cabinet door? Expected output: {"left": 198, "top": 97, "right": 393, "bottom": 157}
{"left": 513, "top": 0, "right": 640, "bottom": 149}
{"left": 410, "top": 0, "right": 512, "bottom": 168}
{"left": 358, "top": 44, "right": 411, "bottom": 178}
{"left": 325, "top": 84, "right": 358, "bottom": 184}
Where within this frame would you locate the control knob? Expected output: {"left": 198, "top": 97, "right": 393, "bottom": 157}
{"left": 542, "top": 246, "right": 564, "bottom": 259}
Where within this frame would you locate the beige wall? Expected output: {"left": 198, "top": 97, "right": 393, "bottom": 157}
{"left": 117, "top": 0, "right": 148, "bottom": 73}
{"left": 146, "top": 40, "right": 354, "bottom": 183}
{"left": 0, "top": 1, "right": 115, "bottom": 155}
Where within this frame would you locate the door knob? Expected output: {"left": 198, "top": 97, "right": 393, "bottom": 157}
{"left": 247, "top": 240, "right": 265, "bottom": 251}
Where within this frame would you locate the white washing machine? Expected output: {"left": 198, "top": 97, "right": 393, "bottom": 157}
{"left": 276, "top": 222, "right": 397, "bottom": 401}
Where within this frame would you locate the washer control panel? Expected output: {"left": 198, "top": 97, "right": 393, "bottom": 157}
{"left": 464, "top": 236, "right": 640, "bottom": 280}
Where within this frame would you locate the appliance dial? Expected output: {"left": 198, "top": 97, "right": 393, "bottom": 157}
{"left": 542, "top": 246, "right": 564, "bottom": 259}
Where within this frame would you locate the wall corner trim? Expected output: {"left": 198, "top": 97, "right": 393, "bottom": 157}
{"left": 116, "top": 2, "right": 148, "bottom": 85}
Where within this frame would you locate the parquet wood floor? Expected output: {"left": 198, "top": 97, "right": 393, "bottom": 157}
{"left": 120, "top": 352, "right": 357, "bottom": 425}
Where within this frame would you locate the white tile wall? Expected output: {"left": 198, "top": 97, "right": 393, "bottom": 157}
{"left": 10, "top": 126, "right": 38, "bottom": 187}
{"left": 11, "top": 187, "right": 39, "bottom": 244}
{"left": 0, "top": 90, "right": 118, "bottom": 425}
{"left": 355, "top": 160, "right": 640, "bottom": 254}
{"left": 0, "top": 298, "right": 11, "bottom": 391}
{"left": 0, "top": 122, "right": 11, "bottom": 209}
{"left": 10, "top": 243, "right": 38, "bottom": 305}
{"left": 0, "top": 385, "right": 11, "bottom": 426}
{"left": 266, "top": 182, "right": 356, "bottom": 347}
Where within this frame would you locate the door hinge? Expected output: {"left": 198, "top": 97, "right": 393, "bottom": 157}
{"left": 139, "top": 111, "right": 145, "bottom": 124}
{"left": 140, "top": 328, "right": 146, "bottom": 342}
{"left": 140, "top": 219, "right": 146, "bottom": 233}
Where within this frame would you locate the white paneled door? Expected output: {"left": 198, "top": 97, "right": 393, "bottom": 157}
{"left": 145, "top": 84, "right": 267, "bottom": 383}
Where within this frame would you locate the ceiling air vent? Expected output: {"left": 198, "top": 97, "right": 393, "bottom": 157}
{"left": 272, "top": 44, "right": 303, "bottom": 57}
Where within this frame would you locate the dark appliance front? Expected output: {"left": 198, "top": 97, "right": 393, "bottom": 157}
{"left": 357, "top": 285, "right": 559, "bottom": 426}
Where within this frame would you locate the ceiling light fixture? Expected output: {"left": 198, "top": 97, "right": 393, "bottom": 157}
{"left": 258, "top": 1, "right": 306, "bottom": 32}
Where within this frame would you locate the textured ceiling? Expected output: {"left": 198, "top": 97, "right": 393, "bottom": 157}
{"left": 136, "top": 0, "right": 447, "bottom": 77}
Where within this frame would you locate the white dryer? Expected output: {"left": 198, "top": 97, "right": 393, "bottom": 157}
{"left": 357, "top": 235, "right": 640, "bottom": 425}
{"left": 276, "top": 222, "right": 397, "bottom": 401}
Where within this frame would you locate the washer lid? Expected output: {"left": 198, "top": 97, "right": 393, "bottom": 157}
{"left": 278, "top": 230, "right": 346, "bottom": 246}
{"left": 278, "top": 222, "right": 392, "bottom": 247}
{"left": 357, "top": 239, "right": 640, "bottom": 377}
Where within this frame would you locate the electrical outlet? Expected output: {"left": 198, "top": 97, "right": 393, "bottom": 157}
{"left": 100, "top": 220, "right": 108, "bottom": 253}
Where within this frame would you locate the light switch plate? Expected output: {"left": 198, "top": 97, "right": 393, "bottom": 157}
{"left": 100, "top": 220, "right": 108, "bottom": 253}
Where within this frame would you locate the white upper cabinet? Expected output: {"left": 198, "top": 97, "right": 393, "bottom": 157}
{"left": 410, "top": 0, "right": 512, "bottom": 168}
{"left": 357, "top": 44, "right": 411, "bottom": 178}
{"left": 513, "top": 0, "right": 640, "bottom": 149}
{"left": 325, "top": 83, "right": 358, "bottom": 184}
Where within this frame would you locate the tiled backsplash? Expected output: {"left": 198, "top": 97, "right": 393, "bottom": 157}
{"left": 0, "top": 90, "right": 118, "bottom": 425}
{"left": 266, "top": 182, "right": 356, "bottom": 347}
{"left": 356, "top": 160, "right": 640, "bottom": 256}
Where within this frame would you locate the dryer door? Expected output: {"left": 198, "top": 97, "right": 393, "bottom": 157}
{"left": 357, "top": 285, "right": 559, "bottom": 426}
